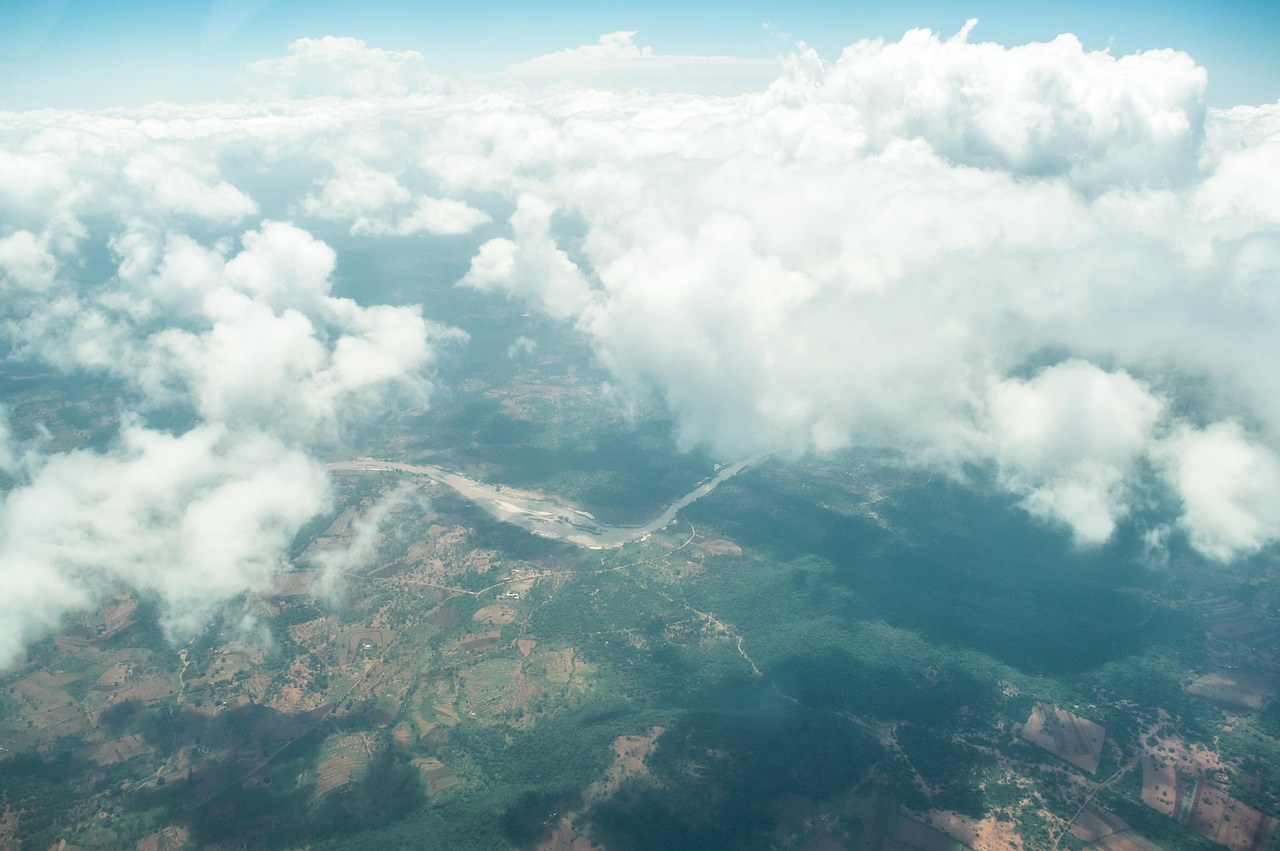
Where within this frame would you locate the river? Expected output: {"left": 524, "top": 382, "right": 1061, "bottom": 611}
{"left": 328, "top": 454, "right": 770, "bottom": 548}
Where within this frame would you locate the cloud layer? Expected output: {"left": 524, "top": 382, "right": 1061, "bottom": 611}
{"left": 3, "top": 25, "right": 1280, "bottom": 665}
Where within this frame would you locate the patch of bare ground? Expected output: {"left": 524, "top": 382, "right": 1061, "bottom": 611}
{"left": 1187, "top": 669, "right": 1276, "bottom": 712}
{"left": 1141, "top": 755, "right": 1280, "bottom": 850}
{"left": 0, "top": 805, "right": 19, "bottom": 849}
{"left": 518, "top": 638, "right": 538, "bottom": 657}
{"left": 697, "top": 538, "right": 742, "bottom": 557}
{"left": 1140, "top": 757, "right": 1178, "bottom": 816}
{"left": 1019, "top": 702, "right": 1105, "bottom": 774}
{"left": 135, "top": 825, "right": 189, "bottom": 851}
{"left": 93, "top": 662, "right": 129, "bottom": 691}
{"left": 921, "top": 809, "right": 1023, "bottom": 851}
{"left": 90, "top": 733, "right": 148, "bottom": 766}
{"left": 890, "top": 815, "right": 963, "bottom": 851}
{"left": 1069, "top": 802, "right": 1128, "bottom": 844}
{"left": 587, "top": 727, "right": 664, "bottom": 801}
{"left": 1145, "top": 730, "right": 1227, "bottom": 778}
{"left": 533, "top": 819, "right": 598, "bottom": 851}
{"left": 457, "top": 630, "right": 503, "bottom": 652}
{"left": 472, "top": 604, "right": 517, "bottom": 625}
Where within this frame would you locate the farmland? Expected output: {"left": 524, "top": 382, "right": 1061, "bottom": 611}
{"left": 0, "top": 403, "right": 1279, "bottom": 850}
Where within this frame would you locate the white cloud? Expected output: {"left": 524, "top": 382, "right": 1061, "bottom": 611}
{"left": 243, "top": 36, "right": 447, "bottom": 98}
{"left": 460, "top": 194, "right": 595, "bottom": 319}
{"left": 124, "top": 147, "right": 258, "bottom": 222}
{"left": 768, "top": 22, "right": 1207, "bottom": 192}
{"left": 0, "top": 216, "right": 460, "bottom": 667}
{"left": 395, "top": 195, "right": 491, "bottom": 235}
{"left": 298, "top": 165, "right": 490, "bottom": 235}
{"left": 0, "top": 229, "right": 57, "bottom": 292}
{"left": 0, "top": 424, "right": 328, "bottom": 660}
{"left": 986, "top": 362, "right": 1163, "bottom": 544}
{"left": 508, "top": 31, "right": 781, "bottom": 95}
{"left": 4, "top": 26, "right": 1280, "bottom": 670}
{"left": 1157, "top": 422, "right": 1280, "bottom": 562}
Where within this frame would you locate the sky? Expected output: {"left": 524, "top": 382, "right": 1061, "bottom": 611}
{"left": 2, "top": 1, "right": 1280, "bottom": 666}
{"left": 1, "top": 0, "right": 1279, "bottom": 108}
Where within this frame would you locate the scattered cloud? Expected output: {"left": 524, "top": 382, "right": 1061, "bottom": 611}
{"left": 3, "top": 24, "right": 1280, "bottom": 666}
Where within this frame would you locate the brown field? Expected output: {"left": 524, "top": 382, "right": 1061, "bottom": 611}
{"left": 136, "top": 826, "right": 190, "bottom": 851}
{"left": 92, "top": 663, "right": 128, "bottom": 691}
{"left": 312, "top": 734, "right": 371, "bottom": 799}
{"left": 890, "top": 816, "right": 962, "bottom": 851}
{"left": 1187, "top": 670, "right": 1275, "bottom": 712}
{"left": 1020, "top": 702, "right": 1105, "bottom": 774}
{"left": 1188, "top": 785, "right": 1279, "bottom": 851}
{"left": 413, "top": 757, "right": 462, "bottom": 796}
{"left": 90, "top": 733, "right": 148, "bottom": 766}
{"left": 919, "top": 808, "right": 1022, "bottom": 850}
{"left": 458, "top": 630, "right": 502, "bottom": 652}
{"left": 269, "top": 572, "right": 313, "bottom": 598}
{"left": 1195, "top": 597, "right": 1276, "bottom": 644}
{"left": 533, "top": 818, "right": 596, "bottom": 851}
{"left": 472, "top": 604, "right": 517, "bottom": 626}
{"left": 590, "top": 727, "right": 664, "bottom": 799}
{"left": 517, "top": 639, "right": 538, "bottom": 657}
{"left": 115, "top": 676, "right": 175, "bottom": 703}
{"left": 698, "top": 538, "right": 743, "bottom": 557}
{"left": 1140, "top": 757, "right": 1178, "bottom": 816}
{"left": 369, "top": 560, "right": 411, "bottom": 578}
{"left": 1091, "top": 830, "right": 1163, "bottom": 851}
{"left": 1070, "top": 803, "right": 1128, "bottom": 843}
{"left": 1147, "top": 768, "right": 1280, "bottom": 851}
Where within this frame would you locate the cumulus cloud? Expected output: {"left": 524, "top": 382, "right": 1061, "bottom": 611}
{"left": 4, "top": 25, "right": 1280, "bottom": 669}
{"left": 986, "top": 362, "right": 1163, "bottom": 544}
{"left": 243, "top": 36, "right": 447, "bottom": 98}
{"left": 1157, "top": 423, "right": 1280, "bottom": 561}
{"left": 0, "top": 425, "right": 327, "bottom": 660}
{"left": 298, "top": 165, "right": 489, "bottom": 235}
{"left": 0, "top": 229, "right": 57, "bottom": 292}
{"left": 442, "top": 26, "right": 1280, "bottom": 559}
{"left": 461, "top": 194, "right": 595, "bottom": 319}
{"left": 767, "top": 21, "right": 1207, "bottom": 192}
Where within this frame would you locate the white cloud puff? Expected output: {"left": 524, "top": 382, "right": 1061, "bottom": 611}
{"left": 0, "top": 425, "right": 328, "bottom": 661}
{"left": 986, "top": 362, "right": 1163, "bottom": 544}
{"left": 1157, "top": 423, "right": 1280, "bottom": 562}
{"left": 243, "top": 36, "right": 447, "bottom": 98}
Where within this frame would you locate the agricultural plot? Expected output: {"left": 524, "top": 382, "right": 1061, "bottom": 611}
{"left": 1019, "top": 702, "right": 1105, "bottom": 774}
{"left": 1141, "top": 758, "right": 1280, "bottom": 850}
{"left": 1070, "top": 802, "right": 1130, "bottom": 844}
{"left": 1141, "top": 757, "right": 1179, "bottom": 816}
{"left": 1194, "top": 598, "right": 1277, "bottom": 645}
{"left": 413, "top": 757, "right": 462, "bottom": 797}
{"left": 312, "top": 733, "right": 372, "bottom": 800}
{"left": 1187, "top": 669, "right": 1276, "bottom": 712}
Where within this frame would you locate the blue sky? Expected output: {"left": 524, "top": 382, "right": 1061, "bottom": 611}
{"left": 1, "top": 0, "right": 1278, "bottom": 109}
